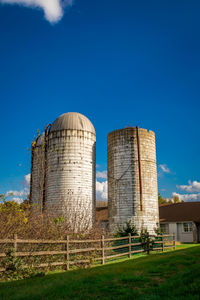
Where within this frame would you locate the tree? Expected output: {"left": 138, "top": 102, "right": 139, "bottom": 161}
{"left": 158, "top": 193, "right": 167, "bottom": 205}
{"left": 172, "top": 195, "right": 184, "bottom": 203}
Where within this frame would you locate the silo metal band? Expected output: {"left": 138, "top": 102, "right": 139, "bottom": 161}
{"left": 42, "top": 123, "right": 51, "bottom": 212}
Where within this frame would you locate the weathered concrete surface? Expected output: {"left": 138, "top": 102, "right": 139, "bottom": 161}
{"left": 30, "top": 113, "right": 96, "bottom": 231}
{"left": 107, "top": 127, "right": 159, "bottom": 234}
{"left": 30, "top": 133, "right": 45, "bottom": 212}
{"left": 46, "top": 127, "right": 96, "bottom": 231}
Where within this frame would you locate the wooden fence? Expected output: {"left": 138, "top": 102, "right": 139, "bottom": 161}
{"left": 0, "top": 233, "right": 175, "bottom": 272}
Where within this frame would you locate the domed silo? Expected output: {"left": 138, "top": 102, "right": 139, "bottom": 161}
{"left": 30, "top": 133, "right": 45, "bottom": 212}
{"left": 107, "top": 127, "right": 159, "bottom": 234}
{"left": 45, "top": 112, "right": 96, "bottom": 231}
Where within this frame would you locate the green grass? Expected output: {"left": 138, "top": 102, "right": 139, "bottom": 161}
{"left": 175, "top": 243, "right": 199, "bottom": 250}
{"left": 0, "top": 244, "right": 200, "bottom": 300}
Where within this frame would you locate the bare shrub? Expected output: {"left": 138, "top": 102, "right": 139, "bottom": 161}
{"left": 0, "top": 200, "right": 110, "bottom": 279}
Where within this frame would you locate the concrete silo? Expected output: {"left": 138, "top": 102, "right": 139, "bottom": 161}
{"left": 45, "top": 112, "right": 96, "bottom": 231}
{"left": 30, "top": 133, "right": 45, "bottom": 212}
{"left": 107, "top": 127, "right": 159, "bottom": 234}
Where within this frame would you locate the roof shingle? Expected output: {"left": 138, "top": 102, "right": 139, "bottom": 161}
{"left": 159, "top": 202, "right": 200, "bottom": 223}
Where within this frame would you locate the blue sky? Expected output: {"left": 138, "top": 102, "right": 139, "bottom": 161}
{"left": 0, "top": 0, "right": 200, "bottom": 202}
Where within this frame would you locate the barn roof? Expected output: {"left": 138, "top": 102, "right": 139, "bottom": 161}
{"left": 96, "top": 202, "right": 200, "bottom": 223}
{"left": 159, "top": 202, "right": 200, "bottom": 223}
{"left": 96, "top": 207, "right": 108, "bottom": 221}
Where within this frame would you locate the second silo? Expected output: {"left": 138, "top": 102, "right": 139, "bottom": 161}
{"left": 30, "top": 133, "right": 45, "bottom": 212}
{"left": 107, "top": 127, "right": 159, "bottom": 234}
{"left": 45, "top": 112, "right": 96, "bottom": 231}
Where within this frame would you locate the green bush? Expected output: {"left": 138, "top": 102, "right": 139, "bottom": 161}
{"left": 115, "top": 221, "right": 138, "bottom": 237}
{"left": 1, "top": 248, "right": 44, "bottom": 281}
{"left": 112, "top": 221, "right": 141, "bottom": 256}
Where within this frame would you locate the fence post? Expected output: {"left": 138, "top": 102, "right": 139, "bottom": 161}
{"left": 162, "top": 234, "right": 164, "bottom": 252}
{"left": 146, "top": 232, "right": 150, "bottom": 255}
{"left": 14, "top": 234, "right": 17, "bottom": 255}
{"left": 66, "top": 235, "right": 70, "bottom": 271}
{"left": 128, "top": 234, "right": 131, "bottom": 258}
{"left": 173, "top": 233, "right": 176, "bottom": 250}
{"left": 101, "top": 235, "right": 105, "bottom": 265}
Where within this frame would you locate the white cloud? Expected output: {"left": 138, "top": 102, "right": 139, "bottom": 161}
{"left": 172, "top": 192, "right": 200, "bottom": 202}
{"left": 96, "top": 170, "right": 107, "bottom": 179}
{"left": 177, "top": 180, "right": 200, "bottom": 193}
{"left": 5, "top": 182, "right": 29, "bottom": 203}
{"left": 2, "top": 174, "right": 30, "bottom": 203}
{"left": 159, "top": 164, "right": 171, "bottom": 173}
{"left": 5, "top": 190, "right": 27, "bottom": 197}
{"left": 0, "top": 0, "right": 73, "bottom": 23}
{"left": 173, "top": 180, "right": 200, "bottom": 202}
{"left": 96, "top": 180, "right": 107, "bottom": 201}
{"left": 25, "top": 173, "right": 31, "bottom": 186}
{"left": 11, "top": 197, "right": 24, "bottom": 204}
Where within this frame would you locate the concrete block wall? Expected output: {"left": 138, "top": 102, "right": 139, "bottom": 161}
{"left": 107, "top": 127, "right": 159, "bottom": 234}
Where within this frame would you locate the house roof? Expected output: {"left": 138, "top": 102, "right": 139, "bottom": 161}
{"left": 96, "top": 202, "right": 200, "bottom": 224}
{"left": 96, "top": 207, "right": 108, "bottom": 221}
{"left": 159, "top": 202, "right": 200, "bottom": 223}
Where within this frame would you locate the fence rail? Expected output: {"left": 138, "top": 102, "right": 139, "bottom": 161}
{"left": 0, "top": 233, "right": 175, "bottom": 272}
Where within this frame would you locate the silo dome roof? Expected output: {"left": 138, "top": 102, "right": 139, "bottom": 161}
{"left": 50, "top": 112, "right": 95, "bottom": 134}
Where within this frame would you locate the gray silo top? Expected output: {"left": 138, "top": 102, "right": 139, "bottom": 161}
{"left": 50, "top": 112, "right": 95, "bottom": 134}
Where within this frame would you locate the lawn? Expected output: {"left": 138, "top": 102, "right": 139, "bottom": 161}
{"left": 0, "top": 244, "right": 200, "bottom": 300}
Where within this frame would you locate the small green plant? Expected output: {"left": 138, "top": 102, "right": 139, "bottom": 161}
{"left": 140, "top": 228, "right": 149, "bottom": 251}
{"left": 115, "top": 220, "right": 138, "bottom": 237}
{"left": 54, "top": 216, "right": 64, "bottom": 225}
{"left": 113, "top": 221, "right": 138, "bottom": 255}
{"left": 154, "top": 223, "right": 164, "bottom": 235}
{"left": 1, "top": 248, "right": 44, "bottom": 281}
